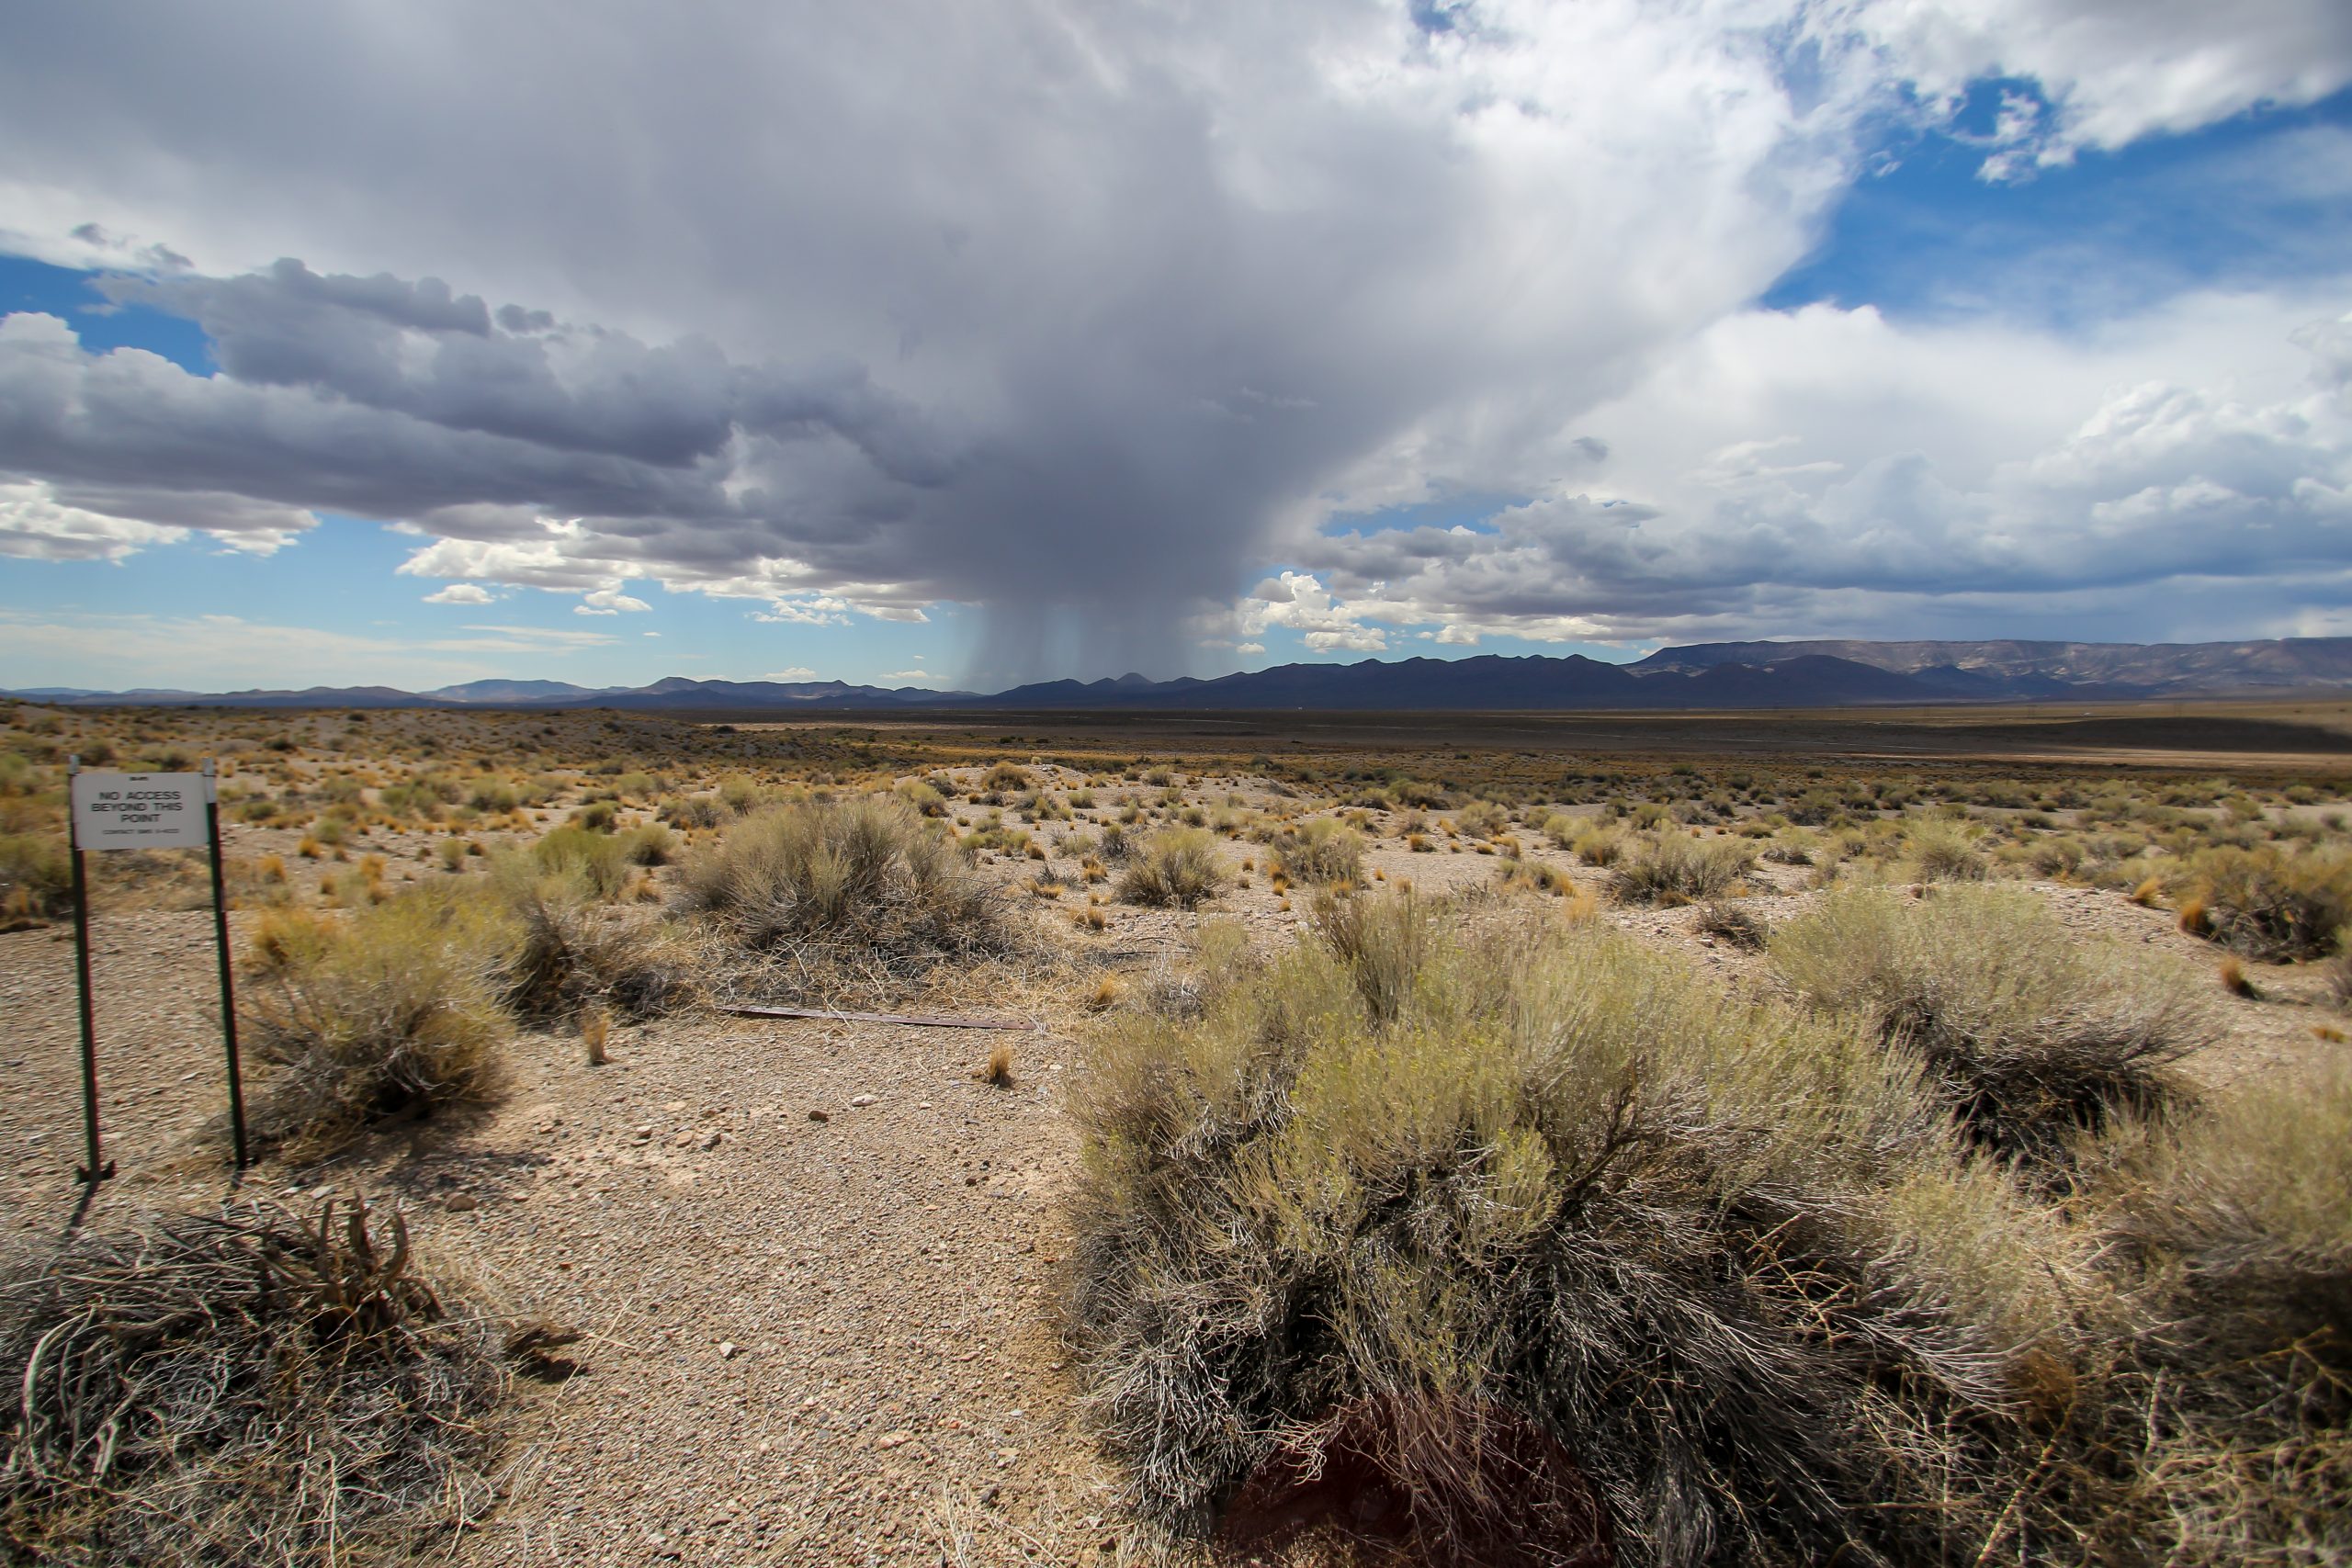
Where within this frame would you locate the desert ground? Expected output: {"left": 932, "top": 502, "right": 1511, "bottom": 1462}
{"left": 4, "top": 699, "right": 2348, "bottom": 1565}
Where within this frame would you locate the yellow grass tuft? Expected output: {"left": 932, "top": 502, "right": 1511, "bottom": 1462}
{"left": 977, "top": 1043, "right": 1014, "bottom": 1087}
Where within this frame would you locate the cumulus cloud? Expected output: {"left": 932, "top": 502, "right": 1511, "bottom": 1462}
{"left": 422, "top": 582, "right": 495, "bottom": 604}
{"left": 1256, "top": 292, "right": 2352, "bottom": 645}
{"left": 0, "top": 1, "right": 2346, "bottom": 671}
{"left": 763, "top": 666, "right": 817, "bottom": 681}
{"left": 574, "top": 586, "right": 651, "bottom": 615}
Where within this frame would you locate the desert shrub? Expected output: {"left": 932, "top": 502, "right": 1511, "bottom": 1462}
{"left": 1770, "top": 885, "right": 2215, "bottom": 1176}
{"left": 1269, "top": 818, "right": 1364, "bottom": 888}
{"left": 982, "top": 761, "right": 1032, "bottom": 792}
{"left": 489, "top": 861, "right": 691, "bottom": 1023}
{"left": 2180, "top": 843, "right": 2352, "bottom": 960}
{"left": 658, "top": 793, "right": 727, "bottom": 830}
{"left": 1607, "top": 833, "right": 1754, "bottom": 907}
{"left": 1693, "top": 897, "right": 1768, "bottom": 949}
{"left": 1117, "top": 829, "right": 1227, "bottom": 909}
{"left": 2086, "top": 1058, "right": 2352, "bottom": 1563}
{"left": 1907, "top": 819, "right": 1988, "bottom": 882}
{"left": 1539, "top": 812, "right": 1578, "bottom": 849}
{"left": 0, "top": 1199, "right": 503, "bottom": 1566}
{"left": 530, "top": 823, "right": 633, "bottom": 898}
{"left": 1567, "top": 821, "right": 1624, "bottom": 867}
{"left": 0, "top": 830, "right": 69, "bottom": 925}
{"left": 897, "top": 778, "right": 949, "bottom": 817}
{"left": 1452, "top": 799, "right": 1509, "bottom": 840}
{"left": 678, "top": 795, "right": 1008, "bottom": 964}
{"left": 617, "top": 821, "right": 674, "bottom": 866}
{"left": 1069, "top": 897, "right": 2076, "bottom": 1563}
{"left": 243, "top": 884, "right": 514, "bottom": 1153}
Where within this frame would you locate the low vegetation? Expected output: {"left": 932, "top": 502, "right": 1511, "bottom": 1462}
{"left": 0, "top": 1199, "right": 503, "bottom": 1565}
{"left": 1069, "top": 895, "right": 2075, "bottom": 1563}
{"left": 1770, "top": 885, "right": 2216, "bottom": 1178}
{"left": 1606, "top": 831, "right": 1753, "bottom": 906}
{"left": 1116, "top": 828, "right": 1226, "bottom": 908}
{"left": 678, "top": 795, "right": 1009, "bottom": 971}
{"left": 243, "top": 886, "right": 514, "bottom": 1155}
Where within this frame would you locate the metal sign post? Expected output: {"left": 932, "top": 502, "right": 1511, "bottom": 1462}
{"left": 63, "top": 758, "right": 110, "bottom": 1186}
{"left": 202, "top": 761, "right": 250, "bottom": 1169}
{"left": 63, "top": 761, "right": 247, "bottom": 1181}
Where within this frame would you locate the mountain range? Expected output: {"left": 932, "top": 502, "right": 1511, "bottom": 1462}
{"left": 13, "top": 637, "right": 2352, "bottom": 713}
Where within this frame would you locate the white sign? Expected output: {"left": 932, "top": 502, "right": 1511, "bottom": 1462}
{"left": 71, "top": 771, "right": 212, "bottom": 852}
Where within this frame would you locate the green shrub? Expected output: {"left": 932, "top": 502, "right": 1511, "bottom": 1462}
{"left": 2182, "top": 843, "right": 2352, "bottom": 960}
{"left": 678, "top": 795, "right": 1006, "bottom": 964}
{"left": 1607, "top": 833, "right": 1753, "bottom": 907}
{"left": 1116, "top": 829, "right": 1226, "bottom": 908}
{"left": 244, "top": 886, "right": 514, "bottom": 1154}
{"left": 1452, "top": 799, "right": 1509, "bottom": 840}
{"left": 1771, "top": 885, "right": 2215, "bottom": 1176}
{"left": 1269, "top": 818, "right": 1364, "bottom": 887}
{"left": 1069, "top": 897, "right": 2075, "bottom": 1562}
{"left": 1567, "top": 822, "right": 1624, "bottom": 867}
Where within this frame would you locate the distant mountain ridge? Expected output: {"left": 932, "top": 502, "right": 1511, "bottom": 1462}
{"left": 14, "top": 637, "right": 2352, "bottom": 713}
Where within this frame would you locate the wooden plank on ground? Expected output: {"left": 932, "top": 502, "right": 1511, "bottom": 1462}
{"left": 721, "top": 1004, "right": 1046, "bottom": 1032}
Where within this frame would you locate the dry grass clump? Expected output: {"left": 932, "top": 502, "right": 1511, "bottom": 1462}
{"left": 1771, "top": 885, "right": 2215, "bottom": 1177}
{"left": 1606, "top": 832, "right": 1753, "bottom": 907}
{"left": 2087, "top": 1059, "right": 2352, "bottom": 1563}
{"left": 0, "top": 1199, "right": 503, "bottom": 1565}
{"left": 244, "top": 884, "right": 513, "bottom": 1154}
{"left": 1692, "top": 897, "right": 1768, "bottom": 949}
{"left": 678, "top": 795, "right": 1012, "bottom": 975}
{"left": 2180, "top": 843, "right": 2352, "bottom": 961}
{"left": 1069, "top": 894, "right": 2078, "bottom": 1563}
{"left": 1268, "top": 818, "right": 1364, "bottom": 888}
{"left": 1116, "top": 828, "right": 1226, "bottom": 908}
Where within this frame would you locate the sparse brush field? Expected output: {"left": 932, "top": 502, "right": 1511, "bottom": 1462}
{"left": 2, "top": 700, "right": 2349, "bottom": 1565}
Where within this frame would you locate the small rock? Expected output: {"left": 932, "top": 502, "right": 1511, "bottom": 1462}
{"left": 698, "top": 1130, "right": 721, "bottom": 1150}
{"left": 445, "top": 1192, "right": 478, "bottom": 1213}
{"left": 807, "top": 1109, "right": 829, "bottom": 1122}
{"left": 719, "top": 1341, "right": 740, "bottom": 1359}
{"left": 876, "top": 1429, "right": 912, "bottom": 1450}
{"left": 849, "top": 1094, "right": 878, "bottom": 1108}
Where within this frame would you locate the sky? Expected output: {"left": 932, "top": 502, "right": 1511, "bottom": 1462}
{"left": 0, "top": 0, "right": 2348, "bottom": 694}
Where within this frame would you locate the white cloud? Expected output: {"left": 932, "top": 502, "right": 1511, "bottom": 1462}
{"left": 763, "top": 666, "right": 817, "bottom": 681}
{"left": 879, "top": 668, "right": 933, "bottom": 682}
{"left": 422, "top": 582, "right": 495, "bottom": 604}
{"left": 574, "top": 585, "right": 651, "bottom": 615}
{"left": 0, "top": 478, "right": 185, "bottom": 560}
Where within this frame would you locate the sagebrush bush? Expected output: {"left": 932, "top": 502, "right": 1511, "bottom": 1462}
{"left": 245, "top": 885, "right": 514, "bottom": 1153}
{"left": 1116, "top": 828, "right": 1226, "bottom": 908}
{"left": 1269, "top": 818, "right": 1363, "bottom": 887}
{"left": 1070, "top": 896, "right": 2081, "bottom": 1564}
{"left": 2181, "top": 843, "right": 2352, "bottom": 960}
{"left": 678, "top": 795, "right": 1008, "bottom": 964}
{"left": 1771, "top": 885, "right": 2215, "bottom": 1176}
{"left": 1607, "top": 832, "right": 1753, "bottom": 906}
{"left": 2087, "top": 1057, "right": 2352, "bottom": 1563}
{"left": 1907, "top": 818, "right": 1988, "bottom": 882}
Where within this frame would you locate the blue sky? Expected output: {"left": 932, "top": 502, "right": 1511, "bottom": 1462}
{"left": 2, "top": 2, "right": 2348, "bottom": 692}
